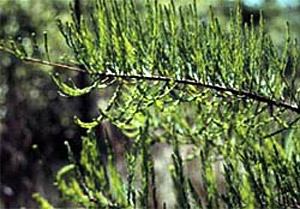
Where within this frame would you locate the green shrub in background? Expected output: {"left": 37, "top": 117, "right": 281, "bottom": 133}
{"left": 1, "top": 0, "right": 300, "bottom": 208}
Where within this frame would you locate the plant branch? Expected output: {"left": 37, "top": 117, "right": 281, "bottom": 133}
{"left": 23, "top": 57, "right": 86, "bottom": 73}
{"left": 263, "top": 116, "right": 300, "bottom": 139}
{"left": 21, "top": 56, "right": 300, "bottom": 114}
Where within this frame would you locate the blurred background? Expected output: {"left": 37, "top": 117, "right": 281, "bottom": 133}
{"left": 0, "top": 0, "right": 299, "bottom": 208}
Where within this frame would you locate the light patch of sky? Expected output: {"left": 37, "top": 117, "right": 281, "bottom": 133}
{"left": 276, "top": 0, "right": 300, "bottom": 7}
{"left": 244, "top": 0, "right": 300, "bottom": 7}
{"left": 243, "top": 0, "right": 263, "bottom": 7}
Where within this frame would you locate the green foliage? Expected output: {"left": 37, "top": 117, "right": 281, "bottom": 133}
{"left": 54, "top": 137, "right": 129, "bottom": 208}
{"left": 51, "top": 72, "right": 108, "bottom": 97}
{"left": 1, "top": 0, "right": 300, "bottom": 208}
{"left": 32, "top": 193, "right": 54, "bottom": 209}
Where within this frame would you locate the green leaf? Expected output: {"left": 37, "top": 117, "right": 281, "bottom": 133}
{"left": 74, "top": 116, "right": 100, "bottom": 129}
{"left": 56, "top": 164, "right": 75, "bottom": 182}
{"left": 32, "top": 193, "right": 54, "bottom": 209}
{"left": 51, "top": 73, "right": 104, "bottom": 97}
{"left": 284, "top": 129, "right": 295, "bottom": 161}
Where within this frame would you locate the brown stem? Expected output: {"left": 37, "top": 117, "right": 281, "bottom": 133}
{"left": 21, "top": 56, "right": 300, "bottom": 114}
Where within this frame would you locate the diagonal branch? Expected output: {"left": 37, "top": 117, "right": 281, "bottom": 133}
{"left": 263, "top": 116, "right": 300, "bottom": 139}
{"left": 21, "top": 56, "right": 300, "bottom": 114}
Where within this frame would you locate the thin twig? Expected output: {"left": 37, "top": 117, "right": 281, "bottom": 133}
{"left": 263, "top": 116, "right": 300, "bottom": 139}
{"left": 20, "top": 56, "right": 300, "bottom": 114}
{"left": 23, "top": 57, "right": 86, "bottom": 73}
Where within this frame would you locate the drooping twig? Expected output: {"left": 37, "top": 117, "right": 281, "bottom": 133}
{"left": 16, "top": 56, "right": 300, "bottom": 115}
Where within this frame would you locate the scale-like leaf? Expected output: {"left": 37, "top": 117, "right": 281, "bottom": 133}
{"left": 51, "top": 73, "right": 106, "bottom": 96}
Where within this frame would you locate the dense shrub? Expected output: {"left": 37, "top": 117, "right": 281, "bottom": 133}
{"left": 1, "top": 0, "right": 299, "bottom": 208}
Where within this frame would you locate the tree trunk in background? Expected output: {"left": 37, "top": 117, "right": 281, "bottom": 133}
{"left": 74, "top": 0, "right": 94, "bottom": 123}
{"left": 73, "top": 0, "right": 97, "bottom": 156}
